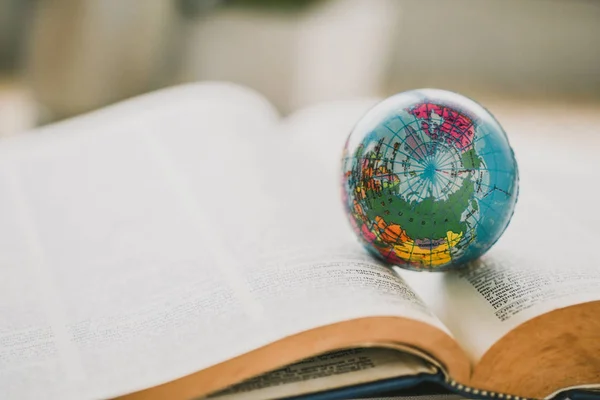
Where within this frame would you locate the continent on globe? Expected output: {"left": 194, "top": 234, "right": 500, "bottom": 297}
{"left": 341, "top": 89, "right": 519, "bottom": 271}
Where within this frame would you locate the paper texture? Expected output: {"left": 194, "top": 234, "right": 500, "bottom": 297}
{"left": 0, "top": 85, "right": 440, "bottom": 400}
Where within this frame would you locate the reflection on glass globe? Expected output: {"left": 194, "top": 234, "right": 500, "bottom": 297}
{"left": 341, "top": 89, "right": 519, "bottom": 271}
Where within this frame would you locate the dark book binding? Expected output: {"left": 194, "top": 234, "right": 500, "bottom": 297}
{"left": 286, "top": 370, "right": 600, "bottom": 400}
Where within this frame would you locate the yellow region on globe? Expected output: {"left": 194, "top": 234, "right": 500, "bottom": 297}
{"left": 371, "top": 215, "right": 463, "bottom": 266}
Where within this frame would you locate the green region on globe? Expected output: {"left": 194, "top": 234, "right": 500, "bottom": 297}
{"left": 341, "top": 89, "right": 519, "bottom": 271}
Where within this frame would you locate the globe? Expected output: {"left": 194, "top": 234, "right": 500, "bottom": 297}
{"left": 341, "top": 89, "right": 519, "bottom": 271}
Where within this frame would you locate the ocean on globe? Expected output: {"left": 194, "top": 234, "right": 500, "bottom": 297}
{"left": 341, "top": 89, "right": 519, "bottom": 271}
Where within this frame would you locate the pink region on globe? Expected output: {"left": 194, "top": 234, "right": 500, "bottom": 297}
{"left": 361, "top": 223, "right": 377, "bottom": 243}
{"left": 408, "top": 103, "right": 475, "bottom": 150}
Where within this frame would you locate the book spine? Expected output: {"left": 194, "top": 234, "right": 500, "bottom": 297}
{"left": 443, "top": 377, "right": 534, "bottom": 400}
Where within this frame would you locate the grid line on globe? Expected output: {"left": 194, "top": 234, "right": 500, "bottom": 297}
{"left": 341, "top": 89, "right": 519, "bottom": 271}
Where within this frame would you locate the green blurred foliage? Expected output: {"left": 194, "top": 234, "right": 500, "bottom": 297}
{"left": 179, "top": 0, "right": 322, "bottom": 16}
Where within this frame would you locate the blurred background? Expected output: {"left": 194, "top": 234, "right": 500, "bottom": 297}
{"left": 0, "top": 0, "right": 599, "bottom": 136}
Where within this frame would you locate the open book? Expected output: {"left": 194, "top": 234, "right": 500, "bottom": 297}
{"left": 1, "top": 83, "right": 598, "bottom": 400}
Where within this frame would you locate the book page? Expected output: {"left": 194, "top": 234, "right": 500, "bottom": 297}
{"left": 0, "top": 87, "right": 444, "bottom": 400}
{"left": 401, "top": 132, "right": 600, "bottom": 363}
{"left": 208, "top": 348, "right": 437, "bottom": 400}
{"left": 0, "top": 83, "right": 279, "bottom": 400}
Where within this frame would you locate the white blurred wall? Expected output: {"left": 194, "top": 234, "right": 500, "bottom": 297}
{"left": 387, "top": 0, "right": 600, "bottom": 99}
{"left": 178, "top": 0, "right": 600, "bottom": 110}
{"left": 2, "top": 0, "right": 599, "bottom": 126}
{"left": 178, "top": 0, "right": 400, "bottom": 113}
